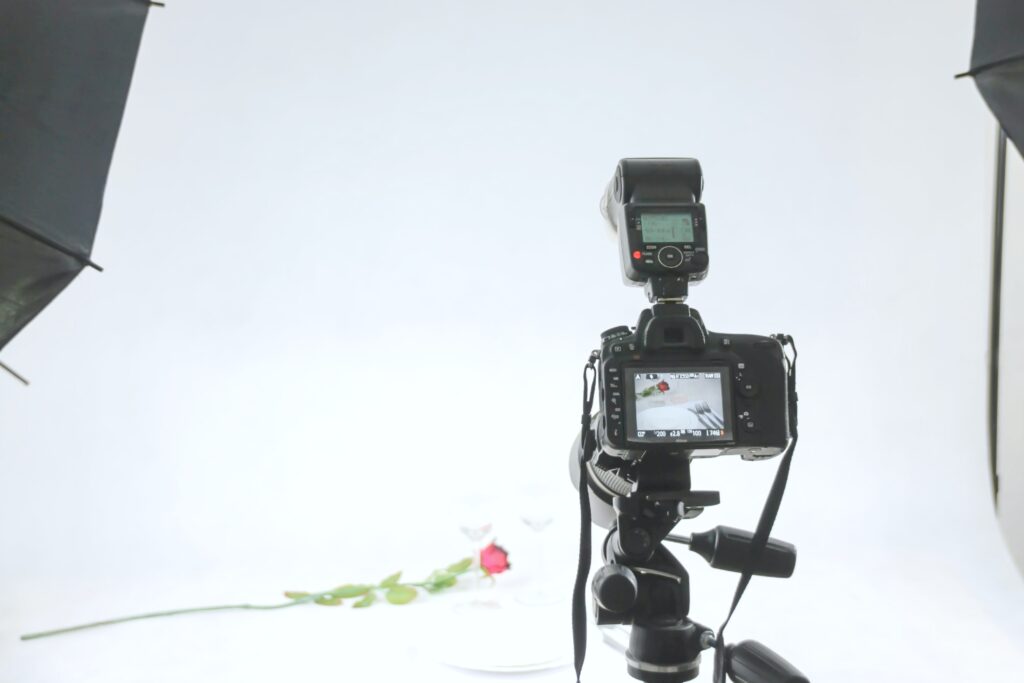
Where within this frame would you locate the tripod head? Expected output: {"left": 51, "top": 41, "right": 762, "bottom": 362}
{"left": 570, "top": 435, "right": 806, "bottom": 683}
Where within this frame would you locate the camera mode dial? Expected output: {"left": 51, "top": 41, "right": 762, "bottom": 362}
{"left": 601, "top": 326, "right": 633, "bottom": 342}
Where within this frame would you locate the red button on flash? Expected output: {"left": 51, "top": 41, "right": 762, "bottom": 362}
{"left": 632, "top": 250, "right": 642, "bottom": 260}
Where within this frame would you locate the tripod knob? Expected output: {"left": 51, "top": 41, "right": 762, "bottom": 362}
{"left": 592, "top": 564, "right": 638, "bottom": 614}
{"left": 726, "top": 640, "right": 809, "bottom": 683}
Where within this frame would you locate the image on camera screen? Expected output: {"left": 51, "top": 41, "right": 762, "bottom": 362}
{"left": 629, "top": 368, "right": 732, "bottom": 442}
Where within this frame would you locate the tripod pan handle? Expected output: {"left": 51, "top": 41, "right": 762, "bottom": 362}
{"left": 727, "top": 640, "right": 809, "bottom": 683}
{"left": 689, "top": 526, "right": 796, "bottom": 578}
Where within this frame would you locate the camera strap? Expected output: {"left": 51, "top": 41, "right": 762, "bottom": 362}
{"left": 712, "top": 334, "right": 799, "bottom": 683}
{"left": 572, "top": 351, "right": 599, "bottom": 683}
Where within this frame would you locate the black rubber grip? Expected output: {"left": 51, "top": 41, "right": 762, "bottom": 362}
{"left": 689, "top": 526, "right": 796, "bottom": 578}
{"left": 727, "top": 640, "right": 809, "bottom": 683}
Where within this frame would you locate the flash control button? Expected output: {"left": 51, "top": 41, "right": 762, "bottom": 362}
{"left": 656, "top": 246, "right": 684, "bottom": 268}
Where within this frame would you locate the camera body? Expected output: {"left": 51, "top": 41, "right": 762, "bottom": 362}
{"left": 598, "top": 306, "right": 790, "bottom": 459}
{"left": 596, "top": 158, "right": 791, "bottom": 460}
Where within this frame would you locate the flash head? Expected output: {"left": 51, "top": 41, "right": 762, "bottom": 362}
{"left": 602, "top": 158, "right": 710, "bottom": 301}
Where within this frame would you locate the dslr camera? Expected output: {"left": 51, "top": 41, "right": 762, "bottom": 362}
{"left": 569, "top": 158, "right": 807, "bottom": 683}
{"left": 597, "top": 158, "right": 790, "bottom": 460}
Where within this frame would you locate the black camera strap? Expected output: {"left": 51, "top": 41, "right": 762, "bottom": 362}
{"left": 712, "top": 334, "right": 798, "bottom": 683}
{"left": 572, "top": 351, "right": 599, "bottom": 683}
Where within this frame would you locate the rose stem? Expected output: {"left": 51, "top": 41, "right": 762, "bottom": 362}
{"left": 20, "top": 596, "right": 315, "bottom": 641}
{"left": 20, "top": 566, "right": 482, "bottom": 641}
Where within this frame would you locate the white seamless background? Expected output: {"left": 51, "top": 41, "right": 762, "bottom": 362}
{"left": 2, "top": 1, "right": 1023, "bottom": 681}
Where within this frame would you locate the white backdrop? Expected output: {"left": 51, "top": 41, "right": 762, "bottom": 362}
{"left": 3, "top": 1, "right": 1024, "bottom": 681}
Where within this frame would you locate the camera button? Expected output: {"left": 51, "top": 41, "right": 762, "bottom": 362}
{"left": 738, "top": 381, "right": 759, "bottom": 398}
{"left": 656, "top": 245, "right": 684, "bottom": 268}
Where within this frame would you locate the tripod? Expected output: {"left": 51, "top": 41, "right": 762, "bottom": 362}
{"left": 573, "top": 438, "right": 807, "bottom": 683}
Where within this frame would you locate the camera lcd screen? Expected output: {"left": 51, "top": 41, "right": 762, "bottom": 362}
{"left": 640, "top": 212, "right": 695, "bottom": 243}
{"left": 626, "top": 367, "right": 733, "bottom": 443}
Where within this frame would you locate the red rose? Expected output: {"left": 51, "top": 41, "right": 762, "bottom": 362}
{"left": 479, "top": 542, "right": 510, "bottom": 575}
{"left": 656, "top": 381, "right": 670, "bottom": 393}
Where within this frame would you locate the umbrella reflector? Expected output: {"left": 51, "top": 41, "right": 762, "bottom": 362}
{"left": 0, "top": 0, "right": 150, "bottom": 353}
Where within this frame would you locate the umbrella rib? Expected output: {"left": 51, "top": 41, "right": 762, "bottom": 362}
{"left": 0, "top": 213, "right": 103, "bottom": 272}
{"left": 956, "top": 52, "right": 1024, "bottom": 79}
{"left": 0, "top": 360, "right": 30, "bottom": 386}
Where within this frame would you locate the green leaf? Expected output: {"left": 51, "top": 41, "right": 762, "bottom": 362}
{"left": 446, "top": 558, "right": 473, "bottom": 573}
{"left": 380, "top": 571, "right": 402, "bottom": 587}
{"left": 352, "top": 592, "right": 376, "bottom": 608}
{"left": 283, "top": 591, "right": 310, "bottom": 600}
{"left": 330, "top": 584, "right": 372, "bottom": 598}
{"left": 314, "top": 596, "right": 343, "bottom": 606}
{"left": 385, "top": 585, "right": 417, "bottom": 605}
{"left": 428, "top": 571, "right": 457, "bottom": 590}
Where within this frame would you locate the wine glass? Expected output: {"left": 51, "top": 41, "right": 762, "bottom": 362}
{"left": 459, "top": 522, "right": 492, "bottom": 596}
{"left": 516, "top": 507, "right": 561, "bottom": 606}
{"left": 451, "top": 492, "right": 501, "bottom": 612}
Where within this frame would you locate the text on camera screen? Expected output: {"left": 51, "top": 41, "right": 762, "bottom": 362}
{"left": 639, "top": 212, "right": 695, "bottom": 243}
{"left": 627, "top": 368, "right": 733, "bottom": 443}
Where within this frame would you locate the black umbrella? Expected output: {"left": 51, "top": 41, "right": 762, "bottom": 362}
{"left": 0, "top": 0, "right": 153, "bottom": 384}
{"left": 959, "top": 0, "right": 1024, "bottom": 502}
